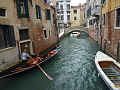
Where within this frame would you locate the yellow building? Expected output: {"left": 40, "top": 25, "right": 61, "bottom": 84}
{"left": 71, "top": 5, "right": 80, "bottom": 26}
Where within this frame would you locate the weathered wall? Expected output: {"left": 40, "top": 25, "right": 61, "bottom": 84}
{"left": 0, "top": 0, "right": 19, "bottom": 71}
{"left": 0, "top": 0, "right": 14, "bottom": 25}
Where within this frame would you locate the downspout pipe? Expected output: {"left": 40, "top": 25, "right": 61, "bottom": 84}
{"left": 116, "top": 41, "right": 120, "bottom": 62}
{"left": 103, "top": 39, "right": 107, "bottom": 53}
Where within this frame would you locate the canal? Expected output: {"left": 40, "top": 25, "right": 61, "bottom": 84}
{"left": 0, "top": 32, "right": 108, "bottom": 90}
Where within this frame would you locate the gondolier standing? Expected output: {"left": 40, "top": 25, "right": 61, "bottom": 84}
{"left": 21, "top": 49, "right": 31, "bottom": 68}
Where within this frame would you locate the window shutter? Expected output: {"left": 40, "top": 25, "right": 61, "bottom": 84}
{"left": 30, "top": 0, "right": 33, "bottom": 7}
{"left": 0, "top": 26, "right": 5, "bottom": 49}
{"left": 8, "top": 26, "right": 16, "bottom": 47}
{"left": 39, "top": 6, "right": 41, "bottom": 19}
{"left": 24, "top": 0, "right": 29, "bottom": 18}
{"left": 36, "top": 5, "right": 38, "bottom": 19}
{"left": 46, "top": 9, "right": 48, "bottom": 20}
{"left": 16, "top": 0, "right": 21, "bottom": 18}
{"left": 48, "top": 9, "right": 51, "bottom": 20}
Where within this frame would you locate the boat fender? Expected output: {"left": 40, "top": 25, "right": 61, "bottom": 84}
{"left": 98, "top": 73, "right": 100, "bottom": 77}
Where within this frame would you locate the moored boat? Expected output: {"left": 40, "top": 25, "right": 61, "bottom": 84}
{"left": 70, "top": 32, "right": 80, "bottom": 38}
{"left": 95, "top": 51, "right": 120, "bottom": 90}
{"left": 0, "top": 45, "right": 62, "bottom": 79}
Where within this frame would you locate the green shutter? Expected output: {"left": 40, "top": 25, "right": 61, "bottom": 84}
{"left": 48, "top": 9, "right": 51, "bottom": 20}
{"left": 46, "top": 9, "right": 48, "bottom": 20}
{"left": 36, "top": 5, "right": 38, "bottom": 19}
{"left": 24, "top": 0, "right": 29, "bottom": 18}
{"left": 16, "top": 0, "right": 21, "bottom": 18}
{"left": 39, "top": 6, "right": 41, "bottom": 19}
{"left": 8, "top": 26, "right": 16, "bottom": 47}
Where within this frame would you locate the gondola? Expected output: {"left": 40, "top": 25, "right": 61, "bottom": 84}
{"left": 0, "top": 45, "right": 62, "bottom": 79}
{"left": 95, "top": 51, "right": 120, "bottom": 90}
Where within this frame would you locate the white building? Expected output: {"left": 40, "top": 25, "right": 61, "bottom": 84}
{"left": 50, "top": 0, "right": 71, "bottom": 28}
{"left": 85, "top": 0, "right": 101, "bottom": 41}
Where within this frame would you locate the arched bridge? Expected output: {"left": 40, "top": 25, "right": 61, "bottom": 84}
{"left": 64, "top": 26, "right": 88, "bottom": 35}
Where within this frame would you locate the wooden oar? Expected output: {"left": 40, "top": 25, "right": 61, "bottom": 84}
{"left": 31, "top": 57, "right": 53, "bottom": 80}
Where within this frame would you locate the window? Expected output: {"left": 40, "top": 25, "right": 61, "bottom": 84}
{"left": 74, "top": 17, "right": 77, "bottom": 20}
{"left": 60, "top": 4, "right": 63, "bottom": 10}
{"left": 16, "top": 0, "right": 29, "bottom": 18}
{"left": 0, "top": 25, "right": 16, "bottom": 49}
{"left": 67, "top": 4, "right": 70, "bottom": 9}
{"left": 74, "top": 9, "right": 77, "bottom": 14}
{"left": 44, "top": 0, "right": 48, "bottom": 3}
{"left": 67, "top": 15, "right": 70, "bottom": 20}
{"left": 36, "top": 5, "right": 41, "bottom": 19}
{"left": 103, "top": 14, "right": 105, "bottom": 26}
{"left": 89, "top": 20, "right": 92, "bottom": 25}
{"left": 19, "top": 29, "right": 29, "bottom": 41}
{"left": 44, "top": 30, "right": 47, "bottom": 38}
{"left": 56, "top": 3, "right": 59, "bottom": 9}
{"left": 93, "top": 18, "right": 96, "bottom": 24}
{"left": 115, "top": 8, "right": 120, "bottom": 27}
{"left": 46, "top": 9, "right": 51, "bottom": 20}
{"left": 101, "top": 0, "right": 106, "bottom": 4}
{"left": 67, "top": 11, "right": 70, "bottom": 14}
{"left": 0, "top": 8, "right": 7, "bottom": 17}
{"left": 61, "top": 15, "right": 64, "bottom": 20}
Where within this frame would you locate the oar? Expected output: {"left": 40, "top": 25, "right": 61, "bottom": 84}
{"left": 31, "top": 57, "right": 53, "bottom": 80}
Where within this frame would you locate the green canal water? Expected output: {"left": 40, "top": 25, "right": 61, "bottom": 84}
{"left": 0, "top": 32, "right": 108, "bottom": 90}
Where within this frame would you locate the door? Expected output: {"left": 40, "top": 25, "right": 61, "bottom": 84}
{"left": 20, "top": 42, "right": 30, "bottom": 54}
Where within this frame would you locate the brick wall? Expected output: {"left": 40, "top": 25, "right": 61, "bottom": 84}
{"left": 14, "top": 0, "right": 58, "bottom": 55}
{"left": 101, "top": 10, "right": 120, "bottom": 61}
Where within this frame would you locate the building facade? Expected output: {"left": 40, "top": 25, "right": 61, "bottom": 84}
{"left": 86, "top": 0, "right": 101, "bottom": 41}
{"left": 99, "top": 0, "right": 120, "bottom": 61}
{"left": 50, "top": 0, "right": 71, "bottom": 28}
{"left": 71, "top": 5, "right": 80, "bottom": 26}
{"left": 0, "top": 0, "right": 58, "bottom": 71}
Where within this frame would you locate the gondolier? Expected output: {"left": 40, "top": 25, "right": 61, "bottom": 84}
{"left": 0, "top": 45, "right": 61, "bottom": 79}
{"left": 21, "top": 49, "right": 31, "bottom": 68}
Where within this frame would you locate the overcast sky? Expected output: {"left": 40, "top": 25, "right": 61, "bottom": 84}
{"left": 71, "top": 0, "right": 86, "bottom": 6}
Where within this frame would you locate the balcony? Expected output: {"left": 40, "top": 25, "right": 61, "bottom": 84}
{"left": 91, "top": 6, "right": 100, "bottom": 17}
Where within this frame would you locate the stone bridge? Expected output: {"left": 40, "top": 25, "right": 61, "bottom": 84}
{"left": 64, "top": 26, "right": 88, "bottom": 35}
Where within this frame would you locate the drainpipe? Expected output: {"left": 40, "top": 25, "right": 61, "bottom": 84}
{"left": 17, "top": 41, "right": 21, "bottom": 62}
{"left": 100, "top": 36, "right": 102, "bottom": 50}
{"left": 116, "top": 41, "right": 120, "bottom": 62}
{"left": 103, "top": 39, "right": 107, "bottom": 53}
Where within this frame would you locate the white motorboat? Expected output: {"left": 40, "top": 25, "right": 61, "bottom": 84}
{"left": 70, "top": 32, "right": 80, "bottom": 38}
{"left": 95, "top": 51, "right": 120, "bottom": 90}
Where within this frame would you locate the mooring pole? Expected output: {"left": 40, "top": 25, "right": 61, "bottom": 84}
{"left": 100, "top": 36, "right": 102, "bottom": 50}
{"left": 116, "top": 41, "right": 120, "bottom": 62}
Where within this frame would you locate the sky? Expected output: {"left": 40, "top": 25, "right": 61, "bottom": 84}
{"left": 71, "top": 0, "right": 86, "bottom": 6}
